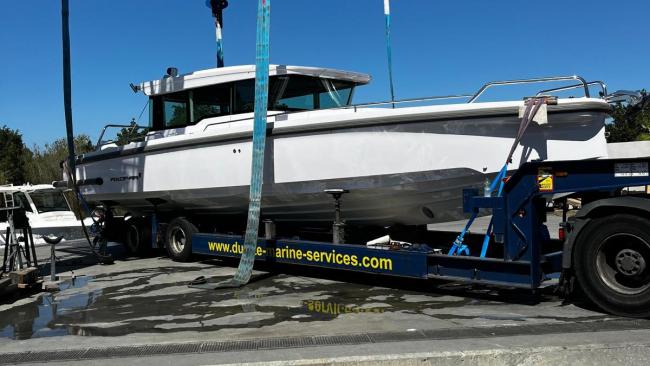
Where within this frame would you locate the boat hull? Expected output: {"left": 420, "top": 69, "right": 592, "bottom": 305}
{"left": 74, "top": 106, "right": 608, "bottom": 226}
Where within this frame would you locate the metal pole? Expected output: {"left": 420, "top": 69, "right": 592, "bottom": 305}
{"left": 209, "top": 0, "right": 228, "bottom": 67}
{"left": 61, "top": 0, "right": 76, "bottom": 179}
{"left": 384, "top": 0, "right": 396, "bottom": 107}
{"left": 50, "top": 243, "right": 56, "bottom": 281}
{"left": 215, "top": 12, "right": 224, "bottom": 67}
{"left": 333, "top": 197, "right": 342, "bottom": 244}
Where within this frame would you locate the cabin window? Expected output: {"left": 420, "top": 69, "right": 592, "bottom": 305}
{"left": 192, "top": 84, "right": 231, "bottom": 122}
{"left": 318, "top": 79, "right": 354, "bottom": 109}
{"left": 233, "top": 78, "right": 287, "bottom": 114}
{"left": 162, "top": 91, "right": 190, "bottom": 128}
{"left": 14, "top": 192, "right": 32, "bottom": 213}
{"left": 234, "top": 79, "right": 255, "bottom": 114}
{"left": 148, "top": 75, "right": 358, "bottom": 131}
{"left": 272, "top": 76, "right": 355, "bottom": 111}
{"left": 29, "top": 191, "right": 69, "bottom": 214}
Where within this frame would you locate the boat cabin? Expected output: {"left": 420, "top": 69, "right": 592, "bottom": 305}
{"left": 138, "top": 65, "right": 371, "bottom": 131}
{"left": 0, "top": 185, "right": 72, "bottom": 218}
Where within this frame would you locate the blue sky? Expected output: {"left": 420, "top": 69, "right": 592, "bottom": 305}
{"left": 1, "top": 0, "right": 648, "bottom": 147}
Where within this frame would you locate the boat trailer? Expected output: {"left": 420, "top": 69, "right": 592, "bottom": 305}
{"left": 51, "top": 0, "right": 650, "bottom": 317}
{"left": 185, "top": 157, "right": 650, "bottom": 317}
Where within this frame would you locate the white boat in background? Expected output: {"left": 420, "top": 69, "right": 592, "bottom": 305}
{"left": 0, "top": 185, "right": 91, "bottom": 246}
{"left": 65, "top": 65, "right": 613, "bottom": 228}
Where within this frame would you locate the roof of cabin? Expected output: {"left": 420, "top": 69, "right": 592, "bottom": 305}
{"left": 0, "top": 184, "right": 58, "bottom": 193}
{"left": 138, "top": 64, "right": 372, "bottom": 96}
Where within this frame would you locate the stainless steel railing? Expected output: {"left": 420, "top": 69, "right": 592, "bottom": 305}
{"left": 468, "top": 75, "right": 591, "bottom": 103}
{"left": 335, "top": 75, "right": 599, "bottom": 109}
{"left": 536, "top": 81, "right": 607, "bottom": 98}
{"left": 347, "top": 94, "right": 472, "bottom": 111}
{"left": 95, "top": 123, "right": 148, "bottom": 149}
{"left": 96, "top": 74, "right": 612, "bottom": 149}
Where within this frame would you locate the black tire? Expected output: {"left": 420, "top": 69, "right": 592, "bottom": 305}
{"left": 573, "top": 214, "right": 650, "bottom": 317}
{"left": 124, "top": 220, "right": 150, "bottom": 256}
{"left": 165, "top": 217, "right": 197, "bottom": 262}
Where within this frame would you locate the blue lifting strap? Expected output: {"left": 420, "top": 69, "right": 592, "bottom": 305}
{"left": 449, "top": 97, "right": 546, "bottom": 257}
{"left": 191, "top": 0, "right": 271, "bottom": 290}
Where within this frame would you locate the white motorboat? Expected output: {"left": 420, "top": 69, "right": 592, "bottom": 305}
{"left": 0, "top": 185, "right": 92, "bottom": 246}
{"left": 67, "top": 65, "right": 611, "bottom": 227}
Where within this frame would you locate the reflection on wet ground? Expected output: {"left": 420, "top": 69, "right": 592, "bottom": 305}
{"left": 0, "top": 261, "right": 611, "bottom": 340}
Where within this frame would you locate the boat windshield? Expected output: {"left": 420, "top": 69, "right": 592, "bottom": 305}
{"left": 28, "top": 190, "right": 70, "bottom": 214}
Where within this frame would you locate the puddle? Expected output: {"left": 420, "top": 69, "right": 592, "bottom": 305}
{"left": 0, "top": 266, "right": 609, "bottom": 340}
{"left": 1, "top": 276, "right": 93, "bottom": 340}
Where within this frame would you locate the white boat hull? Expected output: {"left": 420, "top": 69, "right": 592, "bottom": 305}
{"left": 0, "top": 213, "right": 92, "bottom": 247}
{"left": 74, "top": 100, "right": 608, "bottom": 227}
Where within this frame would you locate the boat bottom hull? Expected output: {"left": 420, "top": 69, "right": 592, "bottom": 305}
{"left": 90, "top": 168, "right": 485, "bottom": 227}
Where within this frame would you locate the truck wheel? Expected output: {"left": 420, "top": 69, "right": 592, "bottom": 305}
{"left": 124, "top": 220, "right": 150, "bottom": 255}
{"left": 573, "top": 214, "right": 650, "bottom": 317}
{"left": 165, "top": 217, "right": 197, "bottom": 262}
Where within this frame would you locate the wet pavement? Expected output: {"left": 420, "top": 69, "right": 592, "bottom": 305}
{"left": 0, "top": 239, "right": 648, "bottom": 364}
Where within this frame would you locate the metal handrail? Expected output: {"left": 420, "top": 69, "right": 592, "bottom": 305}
{"left": 95, "top": 123, "right": 148, "bottom": 149}
{"left": 468, "top": 75, "right": 591, "bottom": 103}
{"left": 345, "top": 94, "right": 472, "bottom": 110}
{"left": 536, "top": 81, "right": 607, "bottom": 98}
{"left": 100, "top": 75, "right": 608, "bottom": 150}
{"left": 200, "top": 94, "right": 474, "bottom": 132}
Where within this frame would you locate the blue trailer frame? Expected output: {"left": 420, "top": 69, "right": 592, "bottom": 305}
{"left": 192, "top": 157, "right": 650, "bottom": 292}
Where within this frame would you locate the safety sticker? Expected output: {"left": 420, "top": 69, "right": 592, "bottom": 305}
{"left": 537, "top": 168, "right": 554, "bottom": 192}
{"left": 615, "top": 162, "right": 649, "bottom": 177}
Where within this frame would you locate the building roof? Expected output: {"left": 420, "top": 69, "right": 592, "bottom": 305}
{"left": 139, "top": 65, "right": 372, "bottom": 96}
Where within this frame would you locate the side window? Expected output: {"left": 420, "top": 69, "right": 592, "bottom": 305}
{"left": 270, "top": 76, "right": 356, "bottom": 111}
{"left": 163, "top": 91, "right": 189, "bottom": 128}
{"left": 14, "top": 193, "right": 33, "bottom": 213}
{"left": 192, "top": 84, "right": 231, "bottom": 122}
{"left": 318, "top": 79, "right": 354, "bottom": 109}
{"left": 273, "top": 76, "right": 317, "bottom": 111}
{"left": 234, "top": 77, "right": 284, "bottom": 114}
{"left": 28, "top": 191, "right": 69, "bottom": 213}
{"left": 234, "top": 79, "right": 255, "bottom": 114}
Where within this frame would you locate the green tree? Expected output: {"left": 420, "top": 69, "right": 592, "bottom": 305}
{"left": 24, "top": 135, "right": 94, "bottom": 184}
{"left": 606, "top": 91, "right": 650, "bottom": 142}
{"left": 168, "top": 104, "right": 187, "bottom": 127}
{"left": 115, "top": 120, "right": 148, "bottom": 146}
{"left": 0, "top": 126, "right": 27, "bottom": 185}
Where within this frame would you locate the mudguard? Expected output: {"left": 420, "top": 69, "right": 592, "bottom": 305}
{"left": 562, "top": 196, "right": 650, "bottom": 269}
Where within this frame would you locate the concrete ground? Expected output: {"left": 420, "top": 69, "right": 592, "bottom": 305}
{"left": 1, "top": 238, "right": 650, "bottom": 365}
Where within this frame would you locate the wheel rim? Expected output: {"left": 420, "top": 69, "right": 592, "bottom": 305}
{"left": 169, "top": 227, "right": 186, "bottom": 254}
{"left": 596, "top": 233, "right": 650, "bottom": 295}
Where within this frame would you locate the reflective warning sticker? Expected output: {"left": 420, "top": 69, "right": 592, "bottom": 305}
{"left": 537, "top": 168, "right": 554, "bottom": 192}
{"left": 615, "top": 162, "right": 649, "bottom": 177}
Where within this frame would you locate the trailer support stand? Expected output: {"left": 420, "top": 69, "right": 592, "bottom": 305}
{"left": 325, "top": 189, "right": 349, "bottom": 244}
{"left": 264, "top": 220, "right": 276, "bottom": 240}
